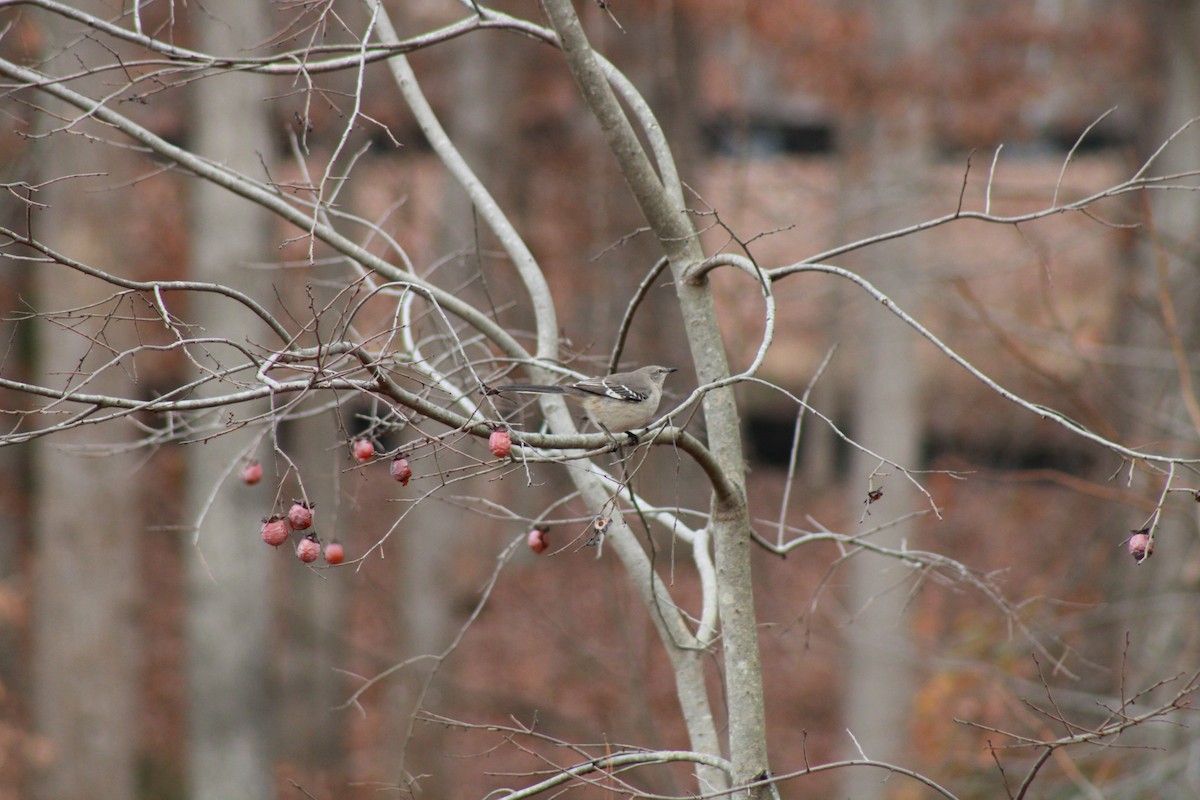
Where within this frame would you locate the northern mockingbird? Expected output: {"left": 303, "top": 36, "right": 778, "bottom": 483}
{"left": 497, "top": 365, "right": 677, "bottom": 438}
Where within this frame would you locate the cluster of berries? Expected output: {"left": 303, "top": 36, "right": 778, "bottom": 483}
{"left": 259, "top": 501, "right": 344, "bottom": 565}
{"left": 357, "top": 427, "right": 512, "bottom": 481}
{"left": 244, "top": 427, "right": 528, "bottom": 563}
{"left": 245, "top": 457, "right": 344, "bottom": 565}
{"left": 359, "top": 428, "right": 548, "bottom": 554}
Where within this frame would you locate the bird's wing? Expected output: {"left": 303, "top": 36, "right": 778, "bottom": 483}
{"left": 570, "top": 377, "right": 648, "bottom": 402}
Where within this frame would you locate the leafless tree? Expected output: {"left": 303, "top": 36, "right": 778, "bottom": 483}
{"left": 2, "top": 2, "right": 1199, "bottom": 799}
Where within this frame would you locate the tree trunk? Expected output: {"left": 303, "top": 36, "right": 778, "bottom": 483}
{"left": 1116, "top": 2, "right": 1200, "bottom": 781}
{"left": 0, "top": 162, "right": 32, "bottom": 797}
{"left": 837, "top": 4, "right": 943, "bottom": 797}
{"left": 536, "top": 3, "right": 763, "bottom": 795}
{"left": 30, "top": 186, "right": 141, "bottom": 800}
{"left": 184, "top": 2, "right": 277, "bottom": 798}
{"left": 278, "top": 409, "right": 347, "bottom": 775}
{"left": 389, "top": 27, "right": 519, "bottom": 791}
{"left": 30, "top": 6, "right": 140, "bottom": 798}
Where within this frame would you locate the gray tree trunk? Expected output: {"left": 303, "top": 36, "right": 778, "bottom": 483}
{"left": 278, "top": 410, "right": 348, "bottom": 773}
{"left": 30, "top": 160, "right": 141, "bottom": 800}
{"left": 184, "top": 2, "right": 277, "bottom": 798}
{"left": 838, "top": 4, "right": 943, "bottom": 797}
{"left": 840, "top": 266, "right": 922, "bottom": 800}
{"left": 30, "top": 7, "right": 140, "bottom": 798}
{"left": 0, "top": 158, "right": 31, "bottom": 797}
{"left": 1118, "top": 2, "right": 1200, "bottom": 784}
{"left": 388, "top": 28, "right": 517, "bottom": 790}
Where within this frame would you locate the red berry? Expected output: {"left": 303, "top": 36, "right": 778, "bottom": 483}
{"left": 288, "top": 500, "right": 314, "bottom": 531}
{"left": 260, "top": 515, "right": 289, "bottom": 548}
{"left": 390, "top": 456, "right": 412, "bottom": 486}
{"left": 1127, "top": 531, "right": 1154, "bottom": 563}
{"left": 296, "top": 533, "right": 321, "bottom": 563}
{"left": 527, "top": 525, "right": 549, "bottom": 554}
{"left": 352, "top": 438, "right": 375, "bottom": 463}
{"left": 323, "top": 541, "right": 345, "bottom": 565}
{"left": 240, "top": 459, "right": 263, "bottom": 485}
{"left": 489, "top": 428, "right": 512, "bottom": 459}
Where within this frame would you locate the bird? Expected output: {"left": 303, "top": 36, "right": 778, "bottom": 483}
{"left": 495, "top": 365, "right": 678, "bottom": 441}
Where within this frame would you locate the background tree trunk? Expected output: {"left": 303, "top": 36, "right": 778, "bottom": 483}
{"left": 387, "top": 26, "right": 518, "bottom": 791}
{"left": 278, "top": 409, "right": 347, "bottom": 781}
{"left": 1118, "top": 2, "right": 1200, "bottom": 783}
{"left": 30, "top": 6, "right": 141, "bottom": 798}
{"left": 184, "top": 1, "right": 277, "bottom": 797}
{"left": 30, "top": 150, "right": 141, "bottom": 800}
{"left": 0, "top": 167, "right": 31, "bottom": 797}
{"left": 838, "top": 4, "right": 944, "bottom": 796}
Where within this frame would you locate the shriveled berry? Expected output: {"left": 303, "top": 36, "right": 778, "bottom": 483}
{"left": 240, "top": 459, "right": 263, "bottom": 485}
{"left": 527, "top": 525, "right": 549, "bottom": 554}
{"left": 489, "top": 428, "right": 512, "bottom": 459}
{"left": 352, "top": 438, "right": 375, "bottom": 463}
{"left": 296, "top": 533, "right": 321, "bottom": 563}
{"left": 288, "top": 500, "right": 314, "bottom": 531}
{"left": 324, "top": 541, "right": 345, "bottom": 565}
{"left": 390, "top": 455, "right": 412, "bottom": 486}
{"left": 1127, "top": 530, "right": 1154, "bottom": 563}
{"left": 260, "top": 515, "right": 289, "bottom": 548}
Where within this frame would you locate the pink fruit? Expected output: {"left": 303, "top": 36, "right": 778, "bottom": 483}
{"left": 296, "top": 533, "right": 321, "bottom": 563}
{"left": 352, "top": 438, "right": 375, "bottom": 463}
{"left": 390, "top": 456, "right": 412, "bottom": 486}
{"left": 1127, "top": 530, "right": 1154, "bottom": 563}
{"left": 288, "top": 500, "right": 314, "bottom": 531}
{"left": 527, "top": 525, "right": 549, "bottom": 554}
{"left": 489, "top": 428, "right": 512, "bottom": 459}
{"left": 260, "top": 515, "right": 289, "bottom": 548}
{"left": 324, "top": 541, "right": 345, "bottom": 565}
{"left": 240, "top": 460, "right": 263, "bottom": 485}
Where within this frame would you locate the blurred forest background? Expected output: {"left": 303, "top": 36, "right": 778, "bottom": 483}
{"left": 1, "top": 1, "right": 1199, "bottom": 799}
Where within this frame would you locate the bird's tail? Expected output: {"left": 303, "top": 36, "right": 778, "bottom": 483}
{"left": 495, "top": 384, "right": 568, "bottom": 395}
